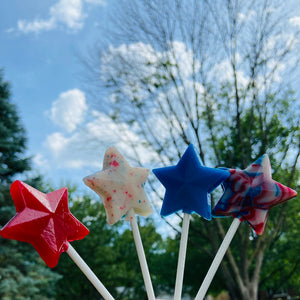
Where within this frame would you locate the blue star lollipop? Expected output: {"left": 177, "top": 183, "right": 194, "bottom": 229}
{"left": 152, "top": 144, "right": 230, "bottom": 219}
{"left": 153, "top": 144, "right": 230, "bottom": 300}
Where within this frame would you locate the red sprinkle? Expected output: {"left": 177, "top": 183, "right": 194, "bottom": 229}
{"left": 87, "top": 179, "right": 95, "bottom": 186}
{"left": 110, "top": 160, "right": 119, "bottom": 167}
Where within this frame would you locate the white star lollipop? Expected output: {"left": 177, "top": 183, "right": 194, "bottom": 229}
{"left": 83, "top": 146, "right": 155, "bottom": 300}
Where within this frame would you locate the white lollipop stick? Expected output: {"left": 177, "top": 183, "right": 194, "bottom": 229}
{"left": 174, "top": 213, "right": 191, "bottom": 300}
{"left": 195, "top": 218, "right": 241, "bottom": 300}
{"left": 128, "top": 209, "right": 156, "bottom": 300}
{"left": 66, "top": 243, "right": 115, "bottom": 300}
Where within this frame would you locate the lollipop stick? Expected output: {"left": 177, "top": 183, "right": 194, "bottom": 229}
{"left": 174, "top": 213, "right": 190, "bottom": 300}
{"left": 66, "top": 243, "right": 115, "bottom": 300}
{"left": 195, "top": 218, "right": 241, "bottom": 300}
{"left": 128, "top": 209, "right": 156, "bottom": 300}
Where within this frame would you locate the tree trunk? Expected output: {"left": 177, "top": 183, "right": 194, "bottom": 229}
{"left": 217, "top": 223, "right": 265, "bottom": 300}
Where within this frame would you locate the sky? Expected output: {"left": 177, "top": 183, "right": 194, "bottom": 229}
{"left": 1, "top": 0, "right": 299, "bottom": 189}
{"left": 0, "top": 0, "right": 174, "bottom": 234}
{"left": 0, "top": 1, "right": 299, "bottom": 234}
{"left": 0, "top": 0, "right": 113, "bottom": 190}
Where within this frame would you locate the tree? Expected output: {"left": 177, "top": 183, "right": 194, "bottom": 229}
{"left": 0, "top": 71, "right": 31, "bottom": 185}
{"left": 83, "top": 0, "right": 300, "bottom": 299}
{"left": 54, "top": 189, "right": 167, "bottom": 300}
{"left": 259, "top": 193, "right": 300, "bottom": 299}
{"left": 0, "top": 70, "right": 61, "bottom": 300}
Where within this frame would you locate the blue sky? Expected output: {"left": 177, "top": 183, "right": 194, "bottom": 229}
{"left": 0, "top": 1, "right": 170, "bottom": 235}
{"left": 1, "top": 0, "right": 299, "bottom": 237}
{"left": 1, "top": 0, "right": 299, "bottom": 193}
{"left": 0, "top": 0, "right": 111, "bottom": 188}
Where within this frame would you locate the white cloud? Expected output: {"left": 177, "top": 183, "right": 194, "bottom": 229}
{"left": 44, "top": 110, "right": 159, "bottom": 170}
{"left": 101, "top": 41, "right": 203, "bottom": 105}
{"left": 237, "top": 10, "right": 256, "bottom": 23}
{"left": 18, "top": 18, "right": 56, "bottom": 34}
{"left": 85, "top": 0, "right": 106, "bottom": 4}
{"left": 33, "top": 153, "right": 50, "bottom": 169}
{"left": 17, "top": 0, "right": 105, "bottom": 34}
{"left": 166, "top": 41, "right": 200, "bottom": 78}
{"left": 211, "top": 58, "right": 249, "bottom": 88}
{"left": 289, "top": 16, "right": 300, "bottom": 28}
{"left": 266, "top": 59, "right": 286, "bottom": 82}
{"left": 51, "top": 0, "right": 86, "bottom": 30}
{"left": 46, "top": 132, "right": 69, "bottom": 153}
{"left": 49, "top": 89, "right": 88, "bottom": 133}
{"left": 45, "top": 130, "right": 99, "bottom": 169}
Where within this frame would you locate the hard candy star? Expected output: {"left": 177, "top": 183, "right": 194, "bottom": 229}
{"left": 152, "top": 144, "right": 230, "bottom": 219}
{"left": 83, "top": 146, "right": 153, "bottom": 225}
{"left": 0, "top": 180, "right": 89, "bottom": 268}
{"left": 212, "top": 154, "right": 297, "bottom": 235}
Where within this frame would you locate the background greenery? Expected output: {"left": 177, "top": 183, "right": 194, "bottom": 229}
{"left": 1, "top": 0, "right": 300, "bottom": 298}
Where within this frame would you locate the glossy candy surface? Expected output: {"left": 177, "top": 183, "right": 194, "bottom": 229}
{"left": 212, "top": 154, "right": 297, "bottom": 235}
{"left": 0, "top": 180, "right": 89, "bottom": 268}
{"left": 83, "top": 146, "right": 153, "bottom": 225}
{"left": 153, "top": 144, "right": 230, "bottom": 219}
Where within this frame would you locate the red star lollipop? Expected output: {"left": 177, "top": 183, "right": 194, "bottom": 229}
{"left": 0, "top": 180, "right": 89, "bottom": 268}
{"left": 0, "top": 181, "right": 115, "bottom": 300}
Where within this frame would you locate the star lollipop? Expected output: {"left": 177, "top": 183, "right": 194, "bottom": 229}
{"left": 83, "top": 146, "right": 155, "bottom": 300}
{"left": 153, "top": 144, "right": 230, "bottom": 300}
{"left": 195, "top": 154, "right": 297, "bottom": 300}
{"left": 153, "top": 144, "right": 230, "bottom": 219}
{"left": 0, "top": 180, "right": 114, "bottom": 300}
{"left": 83, "top": 146, "right": 153, "bottom": 225}
{"left": 212, "top": 154, "right": 297, "bottom": 235}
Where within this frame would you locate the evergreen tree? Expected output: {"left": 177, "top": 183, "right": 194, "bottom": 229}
{"left": 0, "top": 70, "right": 61, "bottom": 300}
{"left": 0, "top": 70, "right": 30, "bottom": 185}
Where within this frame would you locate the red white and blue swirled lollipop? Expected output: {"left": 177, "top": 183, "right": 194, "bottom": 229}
{"left": 212, "top": 154, "right": 297, "bottom": 235}
{"left": 195, "top": 154, "right": 297, "bottom": 300}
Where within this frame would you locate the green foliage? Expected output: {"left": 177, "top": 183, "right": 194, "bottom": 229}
{"left": 54, "top": 192, "right": 169, "bottom": 300}
{"left": 0, "top": 70, "right": 61, "bottom": 300}
{"left": 261, "top": 199, "right": 300, "bottom": 295}
{"left": 0, "top": 70, "right": 30, "bottom": 185}
{"left": 214, "top": 87, "right": 298, "bottom": 169}
{"left": 259, "top": 168, "right": 300, "bottom": 297}
{"left": 87, "top": 0, "right": 300, "bottom": 297}
{"left": 0, "top": 249, "right": 62, "bottom": 300}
